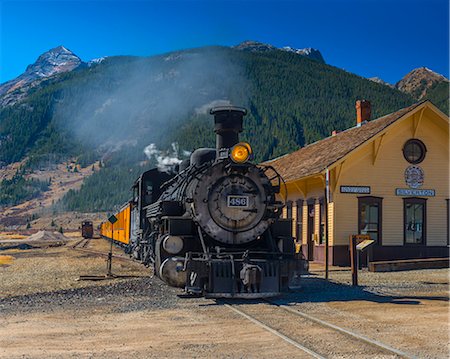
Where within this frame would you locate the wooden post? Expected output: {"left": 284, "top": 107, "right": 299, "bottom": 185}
{"left": 324, "top": 192, "right": 329, "bottom": 280}
{"left": 349, "top": 235, "right": 358, "bottom": 286}
{"left": 324, "top": 168, "right": 330, "bottom": 280}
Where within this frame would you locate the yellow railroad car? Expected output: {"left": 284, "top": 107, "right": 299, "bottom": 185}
{"left": 100, "top": 203, "right": 131, "bottom": 246}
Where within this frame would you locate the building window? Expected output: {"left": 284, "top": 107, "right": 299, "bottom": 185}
{"left": 404, "top": 198, "right": 426, "bottom": 245}
{"left": 403, "top": 139, "right": 427, "bottom": 164}
{"left": 319, "top": 199, "right": 325, "bottom": 244}
{"left": 358, "top": 196, "right": 382, "bottom": 243}
{"left": 296, "top": 199, "right": 303, "bottom": 242}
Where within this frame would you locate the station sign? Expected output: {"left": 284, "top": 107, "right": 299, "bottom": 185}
{"left": 395, "top": 188, "right": 435, "bottom": 197}
{"left": 340, "top": 186, "right": 371, "bottom": 194}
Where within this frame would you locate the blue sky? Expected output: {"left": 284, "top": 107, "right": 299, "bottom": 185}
{"left": 1, "top": 0, "right": 448, "bottom": 83}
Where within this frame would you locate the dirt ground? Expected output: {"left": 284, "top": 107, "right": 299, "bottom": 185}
{"left": 0, "top": 236, "right": 448, "bottom": 358}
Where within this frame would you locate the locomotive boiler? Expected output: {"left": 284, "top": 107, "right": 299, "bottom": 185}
{"left": 101, "top": 106, "right": 306, "bottom": 298}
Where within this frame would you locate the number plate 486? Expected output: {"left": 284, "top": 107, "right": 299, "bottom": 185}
{"left": 227, "top": 195, "right": 249, "bottom": 208}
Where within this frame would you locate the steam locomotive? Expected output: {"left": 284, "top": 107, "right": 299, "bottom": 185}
{"left": 100, "top": 106, "right": 306, "bottom": 298}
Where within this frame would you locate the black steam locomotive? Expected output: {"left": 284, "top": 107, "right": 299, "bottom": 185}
{"left": 102, "top": 107, "right": 306, "bottom": 298}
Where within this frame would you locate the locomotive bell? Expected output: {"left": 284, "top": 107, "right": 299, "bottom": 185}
{"left": 210, "top": 106, "right": 247, "bottom": 150}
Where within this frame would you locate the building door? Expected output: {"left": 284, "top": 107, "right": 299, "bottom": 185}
{"left": 358, "top": 196, "right": 383, "bottom": 243}
{"left": 404, "top": 198, "right": 426, "bottom": 245}
{"left": 307, "top": 203, "right": 315, "bottom": 260}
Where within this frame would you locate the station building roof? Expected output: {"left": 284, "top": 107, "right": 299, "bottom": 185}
{"left": 263, "top": 100, "right": 447, "bottom": 182}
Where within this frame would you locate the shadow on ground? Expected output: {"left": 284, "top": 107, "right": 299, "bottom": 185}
{"left": 210, "top": 275, "right": 449, "bottom": 306}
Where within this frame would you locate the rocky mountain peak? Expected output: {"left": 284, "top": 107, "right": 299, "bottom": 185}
{"left": 368, "top": 77, "right": 394, "bottom": 88}
{"left": 281, "top": 46, "right": 325, "bottom": 63}
{"left": 234, "top": 40, "right": 325, "bottom": 63}
{"left": 395, "top": 67, "right": 448, "bottom": 99}
{"left": 234, "top": 40, "right": 276, "bottom": 52}
{"left": 24, "top": 45, "right": 82, "bottom": 78}
{"left": 0, "top": 45, "right": 84, "bottom": 106}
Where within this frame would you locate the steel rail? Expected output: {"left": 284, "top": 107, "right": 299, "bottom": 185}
{"left": 70, "top": 239, "right": 135, "bottom": 262}
{"left": 71, "top": 238, "right": 86, "bottom": 249}
{"left": 224, "top": 303, "right": 325, "bottom": 359}
{"left": 266, "top": 300, "right": 417, "bottom": 359}
{"left": 72, "top": 247, "right": 135, "bottom": 262}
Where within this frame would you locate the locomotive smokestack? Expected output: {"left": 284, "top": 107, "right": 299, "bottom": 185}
{"left": 210, "top": 106, "right": 247, "bottom": 149}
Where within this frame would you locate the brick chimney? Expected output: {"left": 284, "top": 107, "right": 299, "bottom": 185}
{"left": 356, "top": 100, "right": 371, "bottom": 126}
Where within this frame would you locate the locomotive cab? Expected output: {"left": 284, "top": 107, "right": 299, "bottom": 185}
{"left": 129, "top": 168, "right": 175, "bottom": 261}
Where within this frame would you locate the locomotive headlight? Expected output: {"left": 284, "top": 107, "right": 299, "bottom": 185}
{"left": 231, "top": 142, "right": 252, "bottom": 163}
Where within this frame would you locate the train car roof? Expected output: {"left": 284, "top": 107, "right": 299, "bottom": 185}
{"left": 132, "top": 167, "right": 174, "bottom": 187}
{"left": 132, "top": 167, "right": 158, "bottom": 187}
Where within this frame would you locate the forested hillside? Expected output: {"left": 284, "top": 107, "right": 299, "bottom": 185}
{"left": 1, "top": 45, "right": 446, "bottom": 211}
{"left": 171, "top": 49, "right": 419, "bottom": 160}
{"left": 424, "top": 81, "right": 449, "bottom": 115}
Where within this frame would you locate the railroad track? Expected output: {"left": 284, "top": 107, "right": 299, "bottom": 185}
{"left": 224, "top": 299, "right": 417, "bottom": 359}
{"left": 71, "top": 238, "right": 90, "bottom": 249}
{"left": 70, "top": 238, "right": 134, "bottom": 262}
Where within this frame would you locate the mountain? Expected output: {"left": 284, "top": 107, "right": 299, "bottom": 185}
{"left": 395, "top": 67, "right": 448, "bottom": 100}
{"left": 2, "top": 42, "right": 447, "bottom": 212}
{"left": 0, "top": 46, "right": 83, "bottom": 106}
{"left": 0, "top": 44, "right": 415, "bottom": 164}
{"left": 367, "top": 67, "right": 448, "bottom": 114}
{"left": 234, "top": 40, "right": 276, "bottom": 52}
{"left": 281, "top": 46, "right": 325, "bottom": 63}
{"left": 368, "top": 77, "right": 393, "bottom": 88}
{"left": 234, "top": 40, "right": 325, "bottom": 63}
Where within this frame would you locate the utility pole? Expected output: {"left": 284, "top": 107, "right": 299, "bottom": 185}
{"left": 324, "top": 168, "right": 330, "bottom": 280}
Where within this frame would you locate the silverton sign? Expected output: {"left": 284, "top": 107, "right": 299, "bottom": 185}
{"left": 340, "top": 186, "right": 371, "bottom": 194}
{"left": 395, "top": 188, "right": 435, "bottom": 197}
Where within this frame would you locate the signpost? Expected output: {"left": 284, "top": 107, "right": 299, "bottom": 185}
{"left": 349, "top": 234, "right": 375, "bottom": 286}
{"left": 77, "top": 213, "right": 137, "bottom": 282}
{"left": 107, "top": 214, "right": 118, "bottom": 277}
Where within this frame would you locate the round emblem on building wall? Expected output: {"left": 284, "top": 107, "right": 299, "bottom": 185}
{"left": 404, "top": 165, "right": 424, "bottom": 189}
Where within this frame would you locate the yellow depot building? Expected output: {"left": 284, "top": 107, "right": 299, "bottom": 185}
{"left": 266, "top": 100, "right": 449, "bottom": 265}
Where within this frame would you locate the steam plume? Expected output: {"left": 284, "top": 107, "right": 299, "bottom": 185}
{"left": 144, "top": 142, "right": 186, "bottom": 173}
{"left": 54, "top": 47, "right": 246, "bottom": 161}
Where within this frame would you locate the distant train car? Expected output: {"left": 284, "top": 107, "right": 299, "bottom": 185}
{"left": 100, "top": 202, "right": 132, "bottom": 247}
{"left": 81, "top": 220, "right": 94, "bottom": 239}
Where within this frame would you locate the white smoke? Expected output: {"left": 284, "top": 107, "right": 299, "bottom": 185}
{"left": 195, "top": 99, "right": 232, "bottom": 114}
{"left": 54, "top": 48, "right": 246, "bottom": 157}
{"left": 144, "top": 142, "right": 187, "bottom": 173}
